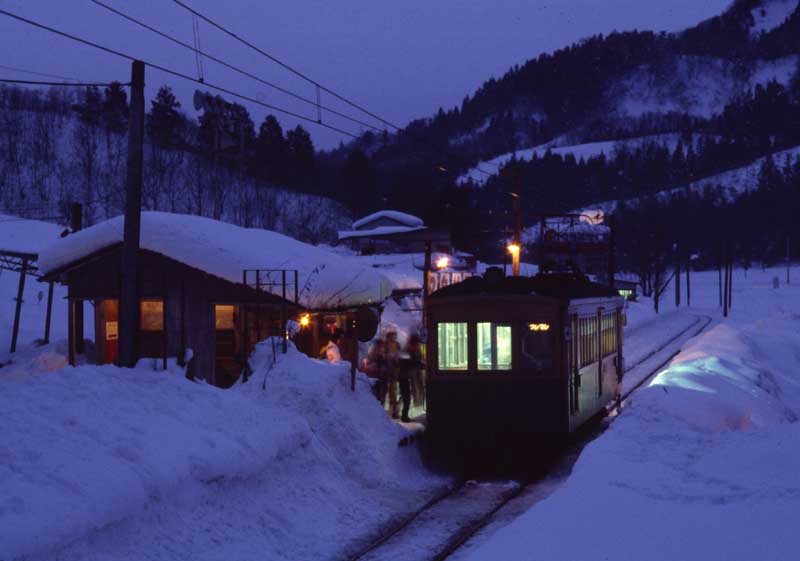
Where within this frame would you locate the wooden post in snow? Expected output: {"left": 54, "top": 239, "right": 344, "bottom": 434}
{"left": 9, "top": 257, "right": 28, "bottom": 353}
{"left": 119, "top": 60, "right": 145, "bottom": 368}
{"left": 43, "top": 281, "right": 54, "bottom": 344}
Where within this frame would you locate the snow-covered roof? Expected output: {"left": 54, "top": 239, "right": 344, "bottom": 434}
{"left": 38, "top": 212, "right": 393, "bottom": 310}
{"left": 337, "top": 225, "right": 427, "bottom": 241}
{"left": 0, "top": 214, "right": 66, "bottom": 256}
{"left": 352, "top": 210, "right": 424, "bottom": 230}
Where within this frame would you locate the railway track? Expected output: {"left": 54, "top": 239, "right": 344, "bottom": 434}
{"left": 343, "top": 313, "right": 713, "bottom": 561}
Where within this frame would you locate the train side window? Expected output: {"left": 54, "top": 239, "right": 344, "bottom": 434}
{"left": 579, "top": 316, "right": 597, "bottom": 368}
{"left": 437, "top": 322, "right": 469, "bottom": 370}
{"left": 521, "top": 322, "right": 554, "bottom": 373}
{"left": 477, "top": 323, "right": 512, "bottom": 371}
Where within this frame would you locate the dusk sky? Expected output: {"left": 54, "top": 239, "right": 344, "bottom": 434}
{"left": 0, "top": 0, "right": 732, "bottom": 148}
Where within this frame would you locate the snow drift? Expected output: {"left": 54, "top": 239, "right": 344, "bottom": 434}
{"left": 0, "top": 340, "right": 445, "bottom": 561}
{"left": 462, "top": 316, "right": 800, "bottom": 561}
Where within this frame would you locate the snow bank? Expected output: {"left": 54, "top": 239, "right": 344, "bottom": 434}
{"left": 37, "top": 212, "right": 393, "bottom": 309}
{"left": 0, "top": 339, "right": 444, "bottom": 560}
{"left": 463, "top": 316, "right": 800, "bottom": 561}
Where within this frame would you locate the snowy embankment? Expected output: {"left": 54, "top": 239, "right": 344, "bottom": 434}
{"left": 463, "top": 296, "right": 800, "bottom": 560}
{"left": 0, "top": 341, "right": 447, "bottom": 561}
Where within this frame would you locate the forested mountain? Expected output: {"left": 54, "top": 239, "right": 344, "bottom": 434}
{"left": 1, "top": 0, "right": 798, "bottom": 266}
{"left": 0, "top": 83, "right": 348, "bottom": 243}
{"left": 325, "top": 0, "right": 800, "bottom": 266}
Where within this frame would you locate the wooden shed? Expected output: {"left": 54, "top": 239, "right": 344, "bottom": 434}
{"left": 38, "top": 212, "right": 393, "bottom": 387}
{"left": 41, "top": 244, "right": 298, "bottom": 387}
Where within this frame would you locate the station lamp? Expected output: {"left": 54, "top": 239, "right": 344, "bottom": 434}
{"left": 436, "top": 256, "right": 450, "bottom": 270}
{"left": 507, "top": 243, "right": 521, "bottom": 277}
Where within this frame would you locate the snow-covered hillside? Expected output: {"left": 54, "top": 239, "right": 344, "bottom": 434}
{"left": 458, "top": 133, "right": 708, "bottom": 186}
{"left": 750, "top": 0, "right": 799, "bottom": 36}
{"left": 610, "top": 55, "right": 798, "bottom": 120}
{"left": 581, "top": 143, "right": 800, "bottom": 214}
{"left": 0, "top": 107, "right": 350, "bottom": 243}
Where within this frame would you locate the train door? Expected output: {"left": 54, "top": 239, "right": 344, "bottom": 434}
{"left": 95, "top": 299, "right": 119, "bottom": 365}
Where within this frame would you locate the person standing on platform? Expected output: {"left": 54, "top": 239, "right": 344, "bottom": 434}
{"left": 385, "top": 330, "right": 400, "bottom": 418}
{"left": 405, "top": 333, "right": 425, "bottom": 410}
{"left": 325, "top": 330, "right": 343, "bottom": 363}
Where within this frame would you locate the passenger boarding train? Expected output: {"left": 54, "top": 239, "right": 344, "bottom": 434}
{"left": 426, "top": 267, "right": 624, "bottom": 451}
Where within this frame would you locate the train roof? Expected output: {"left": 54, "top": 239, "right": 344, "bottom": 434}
{"left": 429, "top": 271, "right": 619, "bottom": 301}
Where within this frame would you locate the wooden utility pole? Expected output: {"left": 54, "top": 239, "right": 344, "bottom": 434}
{"left": 119, "top": 60, "right": 145, "bottom": 368}
{"left": 675, "top": 260, "right": 681, "bottom": 307}
{"left": 723, "top": 242, "right": 730, "bottom": 317}
{"left": 686, "top": 257, "right": 691, "bottom": 307}
{"left": 71, "top": 203, "right": 84, "bottom": 354}
{"left": 608, "top": 215, "right": 616, "bottom": 290}
{"left": 511, "top": 171, "right": 521, "bottom": 276}
{"left": 727, "top": 242, "right": 733, "bottom": 310}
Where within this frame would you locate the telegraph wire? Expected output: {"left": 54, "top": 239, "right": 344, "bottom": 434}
{"left": 87, "top": 0, "right": 382, "bottom": 132}
{"left": 0, "top": 8, "right": 360, "bottom": 138}
{"left": 0, "top": 78, "right": 125, "bottom": 87}
{"left": 169, "top": 0, "right": 402, "bottom": 131}
{"left": 0, "top": 63, "right": 80, "bottom": 82}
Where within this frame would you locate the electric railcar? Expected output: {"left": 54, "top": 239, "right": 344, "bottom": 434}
{"left": 426, "top": 267, "right": 624, "bottom": 451}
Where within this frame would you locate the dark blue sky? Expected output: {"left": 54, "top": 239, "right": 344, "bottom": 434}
{"left": 0, "top": 0, "right": 732, "bottom": 148}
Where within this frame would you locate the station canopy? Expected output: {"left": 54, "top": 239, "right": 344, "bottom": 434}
{"left": 38, "top": 212, "right": 393, "bottom": 310}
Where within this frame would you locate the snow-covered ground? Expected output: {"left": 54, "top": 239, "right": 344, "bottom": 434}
{"left": 0, "top": 340, "right": 449, "bottom": 561}
{"left": 460, "top": 266, "right": 800, "bottom": 561}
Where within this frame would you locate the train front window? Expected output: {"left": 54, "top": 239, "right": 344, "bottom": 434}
{"left": 437, "top": 322, "right": 468, "bottom": 370}
{"left": 477, "top": 323, "right": 512, "bottom": 371}
{"left": 521, "top": 322, "right": 554, "bottom": 373}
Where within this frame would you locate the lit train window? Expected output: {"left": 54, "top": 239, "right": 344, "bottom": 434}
{"left": 437, "top": 322, "right": 468, "bottom": 370}
{"left": 477, "top": 323, "right": 512, "bottom": 371}
{"left": 521, "top": 321, "right": 554, "bottom": 373}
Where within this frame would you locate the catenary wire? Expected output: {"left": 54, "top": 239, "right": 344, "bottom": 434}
{"left": 169, "top": 0, "right": 401, "bottom": 131}
{"left": 0, "top": 8, "right": 360, "bottom": 139}
{"left": 0, "top": 78, "right": 125, "bottom": 87}
{"left": 0, "top": 63, "right": 80, "bottom": 82}
{"left": 87, "top": 0, "right": 382, "bottom": 132}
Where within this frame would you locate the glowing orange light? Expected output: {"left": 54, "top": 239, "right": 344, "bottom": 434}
{"left": 528, "top": 323, "right": 551, "bottom": 331}
{"left": 436, "top": 256, "right": 449, "bottom": 269}
{"left": 507, "top": 243, "right": 521, "bottom": 255}
{"left": 299, "top": 314, "right": 311, "bottom": 328}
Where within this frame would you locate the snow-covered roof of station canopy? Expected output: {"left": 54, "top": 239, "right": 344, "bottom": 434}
{"left": 0, "top": 214, "right": 66, "bottom": 256}
{"left": 38, "top": 212, "right": 393, "bottom": 310}
{"left": 339, "top": 210, "right": 427, "bottom": 241}
{"left": 352, "top": 210, "right": 424, "bottom": 230}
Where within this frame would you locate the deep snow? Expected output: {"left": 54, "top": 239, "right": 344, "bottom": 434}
{"left": 0, "top": 340, "right": 449, "bottom": 561}
{"left": 461, "top": 267, "right": 800, "bottom": 561}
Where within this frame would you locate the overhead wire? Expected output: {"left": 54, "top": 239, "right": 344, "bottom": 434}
{"left": 0, "top": 78, "right": 124, "bottom": 87}
{"left": 0, "top": 63, "right": 80, "bottom": 82}
{"left": 169, "top": 0, "right": 402, "bottom": 131}
{"left": 87, "top": 0, "right": 382, "bottom": 133}
{"left": 0, "top": 8, "right": 360, "bottom": 138}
